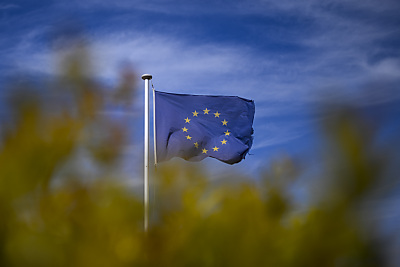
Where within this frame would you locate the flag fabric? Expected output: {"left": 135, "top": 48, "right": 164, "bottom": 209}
{"left": 154, "top": 90, "right": 255, "bottom": 165}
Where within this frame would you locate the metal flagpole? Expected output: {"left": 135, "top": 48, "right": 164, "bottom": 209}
{"left": 141, "top": 74, "right": 152, "bottom": 232}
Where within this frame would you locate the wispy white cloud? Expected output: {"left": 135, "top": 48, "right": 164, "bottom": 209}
{"left": 1, "top": 0, "right": 399, "bottom": 190}
{"left": 2, "top": 0, "right": 400, "bottom": 167}
{"left": 62, "top": 0, "right": 400, "bottom": 17}
{"left": 3, "top": 0, "right": 399, "bottom": 106}
{"left": 91, "top": 34, "right": 249, "bottom": 83}
{"left": 0, "top": 4, "right": 19, "bottom": 10}
{"left": 365, "top": 58, "right": 400, "bottom": 78}
{"left": 8, "top": 24, "right": 400, "bottom": 108}
{"left": 252, "top": 128, "right": 306, "bottom": 150}
{"left": 251, "top": 115, "right": 319, "bottom": 150}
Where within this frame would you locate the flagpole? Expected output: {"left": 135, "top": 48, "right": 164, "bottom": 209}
{"left": 142, "top": 73, "right": 152, "bottom": 232}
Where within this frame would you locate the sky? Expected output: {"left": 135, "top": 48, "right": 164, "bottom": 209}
{"left": 1, "top": 0, "right": 400, "bottom": 174}
{"left": 1, "top": 0, "right": 400, "bottom": 263}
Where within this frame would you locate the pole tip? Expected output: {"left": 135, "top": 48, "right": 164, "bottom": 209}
{"left": 141, "top": 74, "right": 152, "bottom": 80}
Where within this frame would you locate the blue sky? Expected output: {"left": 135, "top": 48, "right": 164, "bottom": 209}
{"left": 1, "top": 1, "right": 400, "bottom": 177}
{"left": 1, "top": 0, "right": 400, "bottom": 178}
{"left": 1, "top": 0, "right": 400, "bottom": 262}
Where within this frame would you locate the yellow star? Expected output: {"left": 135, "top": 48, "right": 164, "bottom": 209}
{"left": 214, "top": 111, "right": 220, "bottom": 118}
{"left": 203, "top": 108, "right": 210, "bottom": 114}
{"left": 192, "top": 110, "right": 198, "bottom": 117}
{"left": 222, "top": 119, "right": 228, "bottom": 126}
{"left": 224, "top": 130, "right": 230, "bottom": 136}
{"left": 221, "top": 139, "right": 227, "bottom": 145}
{"left": 202, "top": 148, "right": 208, "bottom": 154}
{"left": 185, "top": 117, "right": 191, "bottom": 123}
{"left": 194, "top": 142, "right": 199, "bottom": 148}
{"left": 182, "top": 127, "right": 188, "bottom": 132}
{"left": 213, "top": 146, "right": 219, "bottom": 152}
{"left": 186, "top": 135, "right": 192, "bottom": 140}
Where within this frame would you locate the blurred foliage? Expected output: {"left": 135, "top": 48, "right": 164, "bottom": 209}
{"left": 0, "top": 49, "right": 397, "bottom": 267}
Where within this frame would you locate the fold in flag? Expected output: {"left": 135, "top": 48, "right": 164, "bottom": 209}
{"left": 155, "top": 90, "right": 255, "bottom": 164}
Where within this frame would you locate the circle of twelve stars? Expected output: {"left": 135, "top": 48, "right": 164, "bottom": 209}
{"left": 181, "top": 108, "right": 230, "bottom": 155}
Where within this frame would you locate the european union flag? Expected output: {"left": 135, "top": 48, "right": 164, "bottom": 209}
{"left": 155, "top": 90, "right": 255, "bottom": 165}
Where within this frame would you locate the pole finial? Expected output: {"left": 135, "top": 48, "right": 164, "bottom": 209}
{"left": 142, "top": 74, "right": 152, "bottom": 80}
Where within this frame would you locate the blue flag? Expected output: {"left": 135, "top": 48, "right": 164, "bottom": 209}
{"left": 154, "top": 91, "right": 255, "bottom": 164}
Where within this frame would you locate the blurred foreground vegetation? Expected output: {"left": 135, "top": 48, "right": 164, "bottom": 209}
{"left": 0, "top": 50, "right": 398, "bottom": 266}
